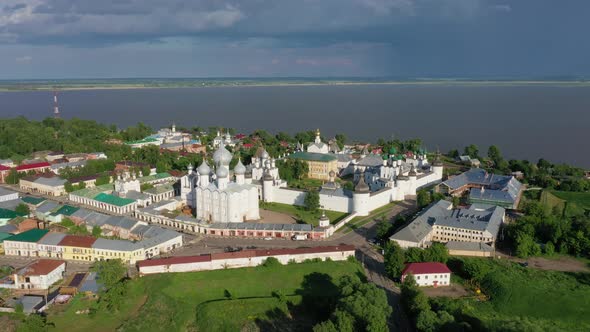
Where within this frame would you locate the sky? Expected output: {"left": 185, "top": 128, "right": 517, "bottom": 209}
{"left": 1, "top": 0, "right": 589, "bottom": 79}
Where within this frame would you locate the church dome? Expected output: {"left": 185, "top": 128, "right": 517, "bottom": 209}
{"left": 213, "top": 145, "right": 233, "bottom": 166}
{"left": 234, "top": 159, "right": 246, "bottom": 175}
{"left": 216, "top": 165, "right": 229, "bottom": 178}
{"left": 197, "top": 160, "right": 211, "bottom": 175}
{"left": 187, "top": 163, "right": 194, "bottom": 172}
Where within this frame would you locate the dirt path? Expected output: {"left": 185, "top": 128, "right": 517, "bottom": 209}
{"left": 525, "top": 256, "right": 589, "bottom": 273}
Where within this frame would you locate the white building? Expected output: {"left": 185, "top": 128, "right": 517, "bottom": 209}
{"left": 180, "top": 145, "right": 260, "bottom": 223}
{"left": 212, "top": 130, "right": 236, "bottom": 148}
{"left": 12, "top": 259, "right": 66, "bottom": 290}
{"left": 401, "top": 262, "right": 451, "bottom": 287}
{"left": 307, "top": 129, "right": 329, "bottom": 154}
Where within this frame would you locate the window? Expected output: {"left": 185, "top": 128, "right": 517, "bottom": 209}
{"left": 417, "top": 276, "right": 420, "bottom": 280}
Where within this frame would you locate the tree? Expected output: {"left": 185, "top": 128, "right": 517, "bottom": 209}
{"left": 417, "top": 190, "right": 432, "bottom": 208}
{"left": 156, "top": 160, "right": 169, "bottom": 173}
{"left": 17, "top": 314, "right": 52, "bottom": 332}
{"left": 544, "top": 241, "right": 555, "bottom": 256}
{"left": 92, "top": 226, "right": 102, "bottom": 238}
{"left": 64, "top": 182, "right": 74, "bottom": 193}
{"left": 91, "top": 259, "right": 126, "bottom": 288}
{"left": 95, "top": 174, "right": 111, "bottom": 186}
{"left": 15, "top": 203, "right": 30, "bottom": 216}
{"left": 424, "top": 242, "right": 449, "bottom": 263}
{"left": 304, "top": 190, "right": 320, "bottom": 212}
{"left": 384, "top": 241, "right": 406, "bottom": 278}
{"left": 463, "top": 144, "right": 479, "bottom": 159}
{"left": 141, "top": 166, "right": 151, "bottom": 177}
{"left": 487, "top": 145, "right": 503, "bottom": 165}
{"left": 376, "top": 220, "right": 393, "bottom": 241}
{"left": 77, "top": 181, "right": 86, "bottom": 190}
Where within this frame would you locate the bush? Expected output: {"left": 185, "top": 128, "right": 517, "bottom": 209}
{"left": 262, "top": 257, "right": 281, "bottom": 268}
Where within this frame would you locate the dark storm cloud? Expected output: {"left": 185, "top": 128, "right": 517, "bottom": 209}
{"left": 1, "top": 0, "right": 589, "bottom": 78}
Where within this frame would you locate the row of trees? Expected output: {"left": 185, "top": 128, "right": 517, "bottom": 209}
{"left": 503, "top": 200, "right": 590, "bottom": 258}
{"left": 313, "top": 275, "right": 392, "bottom": 332}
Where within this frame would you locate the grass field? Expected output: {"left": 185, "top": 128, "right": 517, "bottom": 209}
{"left": 47, "top": 260, "right": 363, "bottom": 332}
{"left": 540, "top": 190, "right": 590, "bottom": 216}
{"left": 338, "top": 202, "right": 397, "bottom": 234}
{"left": 261, "top": 202, "right": 348, "bottom": 226}
{"left": 447, "top": 258, "right": 590, "bottom": 331}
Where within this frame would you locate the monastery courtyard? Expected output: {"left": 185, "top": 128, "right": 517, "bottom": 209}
{"left": 253, "top": 209, "right": 298, "bottom": 224}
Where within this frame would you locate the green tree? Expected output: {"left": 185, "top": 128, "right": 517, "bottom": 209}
{"left": 384, "top": 241, "right": 406, "bottom": 278}
{"left": 91, "top": 259, "right": 126, "bottom": 288}
{"left": 544, "top": 241, "right": 555, "bottom": 256}
{"left": 487, "top": 145, "right": 503, "bottom": 165}
{"left": 139, "top": 166, "right": 150, "bottom": 177}
{"left": 64, "top": 181, "right": 74, "bottom": 193}
{"left": 15, "top": 203, "right": 30, "bottom": 216}
{"left": 304, "top": 190, "right": 321, "bottom": 212}
{"left": 156, "top": 161, "right": 169, "bottom": 173}
{"left": 17, "top": 314, "right": 52, "bottom": 332}
{"left": 95, "top": 174, "right": 111, "bottom": 186}
{"left": 423, "top": 242, "right": 449, "bottom": 263}
{"left": 417, "top": 190, "right": 432, "bottom": 208}
{"left": 92, "top": 226, "right": 102, "bottom": 238}
{"left": 376, "top": 220, "right": 393, "bottom": 240}
{"left": 463, "top": 144, "right": 479, "bottom": 159}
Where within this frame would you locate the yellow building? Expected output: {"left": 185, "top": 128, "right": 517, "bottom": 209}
{"left": 91, "top": 238, "right": 144, "bottom": 264}
{"left": 57, "top": 235, "right": 96, "bottom": 262}
{"left": 288, "top": 152, "right": 338, "bottom": 181}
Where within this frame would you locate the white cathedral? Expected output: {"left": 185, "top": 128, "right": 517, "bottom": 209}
{"left": 180, "top": 145, "right": 260, "bottom": 223}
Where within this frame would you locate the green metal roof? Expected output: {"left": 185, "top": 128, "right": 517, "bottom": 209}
{"left": 288, "top": 152, "right": 337, "bottom": 162}
{"left": 139, "top": 172, "right": 173, "bottom": 183}
{"left": 51, "top": 205, "right": 80, "bottom": 217}
{"left": 21, "top": 196, "right": 46, "bottom": 205}
{"left": 0, "top": 208, "right": 22, "bottom": 220}
{"left": 125, "top": 137, "right": 159, "bottom": 145}
{"left": 70, "top": 184, "right": 113, "bottom": 199}
{"left": 6, "top": 229, "right": 48, "bottom": 243}
{"left": 0, "top": 232, "right": 12, "bottom": 243}
{"left": 93, "top": 193, "right": 135, "bottom": 207}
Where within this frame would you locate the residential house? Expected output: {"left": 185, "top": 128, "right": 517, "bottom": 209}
{"left": 0, "top": 165, "right": 11, "bottom": 184}
{"left": 401, "top": 262, "right": 451, "bottom": 287}
{"left": 12, "top": 260, "right": 66, "bottom": 290}
{"left": 15, "top": 162, "right": 51, "bottom": 174}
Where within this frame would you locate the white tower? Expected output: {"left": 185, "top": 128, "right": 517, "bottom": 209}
{"left": 353, "top": 173, "right": 370, "bottom": 216}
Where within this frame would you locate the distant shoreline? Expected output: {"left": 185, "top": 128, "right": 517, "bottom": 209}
{"left": 2, "top": 80, "right": 590, "bottom": 92}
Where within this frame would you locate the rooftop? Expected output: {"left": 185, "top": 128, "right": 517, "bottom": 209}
{"left": 402, "top": 262, "right": 451, "bottom": 276}
{"left": 15, "top": 162, "right": 51, "bottom": 171}
{"left": 51, "top": 205, "right": 79, "bottom": 217}
{"left": 288, "top": 151, "right": 337, "bottom": 162}
{"left": 37, "top": 232, "right": 67, "bottom": 246}
{"left": 58, "top": 235, "right": 97, "bottom": 248}
{"left": 6, "top": 229, "right": 49, "bottom": 243}
{"left": 93, "top": 193, "right": 135, "bottom": 207}
{"left": 21, "top": 196, "right": 46, "bottom": 205}
{"left": 0, "top": 188, "right": 17, "bottom": 196}
{"left": 18, "top": 259, "right": 65, "bottom": 276}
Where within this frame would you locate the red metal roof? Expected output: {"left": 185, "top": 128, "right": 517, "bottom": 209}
{"left": 137, "top": 254, "right": 212, "bottom": 268}
{"left": 16, "top": 162, "right": 51, "bottom": 171}
{"left": 0, "top": 165, "right": 10, "bottom": 171}
{"left": 401, "top": 262, "right": 451, "bottom": 276}
{"left": 242, "top": 143, "right": 254, "bottom": 148}
{"left": 20, "top": 259, "right": 65, "bottom": 276}
{"left": 58, "top": 235, "right": 97, "bottom": 248}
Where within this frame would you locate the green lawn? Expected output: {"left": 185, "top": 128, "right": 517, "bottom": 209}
{"left": 48, "top": 260, "right": 363, "bottom": 332}
{"left": 446, "top": 258, "right": 590, "bottom": 331}
{"left": 338, "top": 201, "right": 397, "bottom": 234}
{"left": 261, "top": 202, "right": 348, "bottom": 226}
{"left": 541, "top": 190, "right": 590, "bottom": 216}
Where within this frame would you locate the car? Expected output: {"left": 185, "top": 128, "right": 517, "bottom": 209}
{"left": 519, "top": 261, "right": 529, "bottom": 267}
{"left": 264, "top": 237, "right": 273, "bottom": 241}
{"left": 368, "top": 238, "right": 379, "bottom": 245}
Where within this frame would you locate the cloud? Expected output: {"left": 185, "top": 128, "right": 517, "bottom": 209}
{"left": 295, "top": 57, "right": 353, "bottom": 66}
{"left": 491, "top": 4, "right": 512, "bottom": 12}
{"left": 15, "top": 55, "right": 32, "bottom": 63}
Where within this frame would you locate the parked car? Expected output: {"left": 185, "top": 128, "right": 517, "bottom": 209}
{"left": 264, "top": 237, "right": 273, "bottom": 241}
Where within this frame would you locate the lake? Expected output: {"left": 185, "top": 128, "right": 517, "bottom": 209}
{"left": 1, "top": 84, "right": 589, "bottom": 168}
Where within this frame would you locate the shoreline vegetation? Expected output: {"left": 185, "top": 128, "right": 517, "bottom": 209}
{"left": 2, "top": 78, "right": 590, "bottom": 91}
